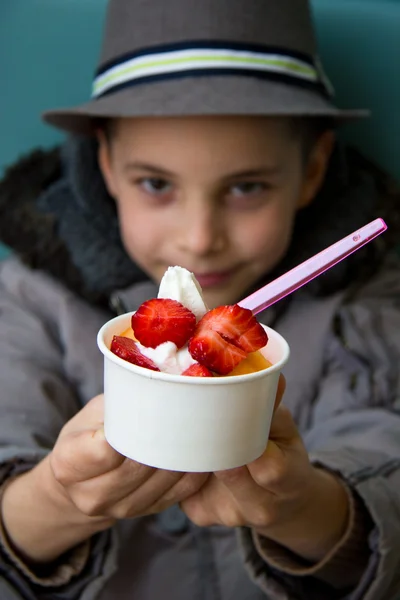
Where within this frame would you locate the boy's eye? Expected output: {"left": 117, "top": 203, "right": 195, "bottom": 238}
{"left": 139, "top": 178, "right": 172, "bottom": 195}
{"left": 229, "top": 182, "right": 266, "bottom": 197}
{"left": 225, "top": 181, "right": 272, "bottom": 209}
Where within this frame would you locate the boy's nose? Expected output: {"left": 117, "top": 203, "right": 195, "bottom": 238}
{"left": 176, "top": 200, "right": 226, "bottom": 257}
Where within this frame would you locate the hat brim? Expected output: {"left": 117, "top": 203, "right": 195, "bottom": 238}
{"left": 43, "top": 75, "right": 369, "bottom": 136}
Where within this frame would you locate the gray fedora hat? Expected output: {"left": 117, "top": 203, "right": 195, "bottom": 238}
{"left": 43, "top": 0, "right": 367, "bottom": 135}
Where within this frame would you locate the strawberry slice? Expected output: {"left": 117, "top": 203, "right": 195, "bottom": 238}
{"left": 182, "top": 363, "right": 213, "bottom": 377}
{"left": 131, "top": 298, "right": 196, "bottom": 349}
{"left": 110, "top": 336, "right": 160, "bottom": 371}
{"left": 188, "top": 305, "right": 268, "bottom": 375}
{"left": 189, "top": 329, "right": 247, "bottom": 375}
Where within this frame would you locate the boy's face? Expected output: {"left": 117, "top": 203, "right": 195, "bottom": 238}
{"left": 99, "top": 116, "right": 333, "bottom": 308}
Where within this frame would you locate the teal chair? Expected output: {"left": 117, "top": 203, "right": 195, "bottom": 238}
{"left": 1, "top": 0, "right": 399, "bottom": 257}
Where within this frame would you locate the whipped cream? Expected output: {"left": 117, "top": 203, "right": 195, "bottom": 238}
{"left": 137, "top": 341, "right": 196, "bottom": 375}
{"left": 158, "top": 266, "right": 208, "bottom": 322}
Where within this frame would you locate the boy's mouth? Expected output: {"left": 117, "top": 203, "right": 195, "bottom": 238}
{"left": 192, "top": 270, "right": 234, "bottom": 288}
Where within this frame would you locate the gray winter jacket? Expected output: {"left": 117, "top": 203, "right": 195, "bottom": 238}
{"left": 0, "top": 139, "right": 399, "bottom": 599}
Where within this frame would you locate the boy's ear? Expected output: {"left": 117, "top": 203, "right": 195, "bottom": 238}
{"left": 297, "top": 130, "right": 335, "bottom": 209}
{"left": 97, "top": 130, "right": 118, "bottom": 199}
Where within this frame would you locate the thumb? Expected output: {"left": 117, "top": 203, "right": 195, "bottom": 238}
{"left": 273, "top": 374, "right": 286, "bottom": 413}
{"left": 93, "top": 425, "right": 106, "bottom": 440}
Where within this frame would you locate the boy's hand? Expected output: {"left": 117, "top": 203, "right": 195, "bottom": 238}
{"left": 2, "top": 395, "right": 208, "bottom": 566}
{"left": 49, "top": 395, "right": 209, "bottom": 521}
{"left": 180, "top": 376, "right": 349, "bottom": 563}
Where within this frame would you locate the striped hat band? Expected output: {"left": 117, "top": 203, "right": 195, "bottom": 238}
{"left": 92, "top": 41, "right": 334, "bottom": 99}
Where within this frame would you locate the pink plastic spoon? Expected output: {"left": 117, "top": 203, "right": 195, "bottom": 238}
{"left": 238, "top": 218, "right": 387, "bottom": 315}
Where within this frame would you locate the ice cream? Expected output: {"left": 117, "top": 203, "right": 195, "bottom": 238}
{"left": 112, "top": 266, "right": 270, "bottom": 376}
{"left": 158, "top": 266, "right": 208, "bottom": 321}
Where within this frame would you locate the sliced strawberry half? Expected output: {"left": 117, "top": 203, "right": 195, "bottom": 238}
{"left": 188, "top": 305, "right": 268, "bottom": 375}
{"left": 110, "top": 336, "right": 160, "bottom": 371}
{"left": 131, "top": 298, "right": 196, "bottom": 349}
{"left": 182, "top": 363, "right": 213, "bottom": 377}
{"left": 189, "top": 329, "right": 247, "bottom": 375}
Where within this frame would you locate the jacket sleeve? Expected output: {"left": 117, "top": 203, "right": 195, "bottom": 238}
{"left": 0, "top": 261, "right": 117, "bottom": 600}
{"left": 239, "top": 256, "right": 400, "bottom": 600}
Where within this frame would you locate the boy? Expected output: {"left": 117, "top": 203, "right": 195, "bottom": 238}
{"left": 0, "top": 0, "right": 399, "bottom": 599}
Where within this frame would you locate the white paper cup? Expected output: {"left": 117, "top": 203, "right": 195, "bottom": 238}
{"left": 97, "top": 312, "right": 290, "bottom": 472}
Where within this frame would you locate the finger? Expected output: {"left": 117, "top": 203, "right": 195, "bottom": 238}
{"left": 147, "top": 472, "right": 210, "bottom": 513}
{"left": 268, "top": 404, "right": 299, "bottom": 442}
{"left": 51, "top": 427, "right": 125, "bottom": 484}
{"left": 214, "top": 465, "right": 270, "bottom": 510}
{"left": 247, "top": 405, "right": 303, "bottom": 489}
{"left": 273, "top": 374, "right": 286, "bottom": 412}
{"left": 180, "top": 474, "right": 226, "bottom": 526}
{"left": 110, "top": 468, "right": 187, "bottom": 518}
{"left": 215, "top": 467, "right": 273, "bottom": 527}
{"left": 247, "top": 405, "right": 300, "bottom": 486}
{"left": 61, "top": 395, "right": 105, "bottom": 435}
{"left": 67, "top": 458, "right": 157, "bottom": 515}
